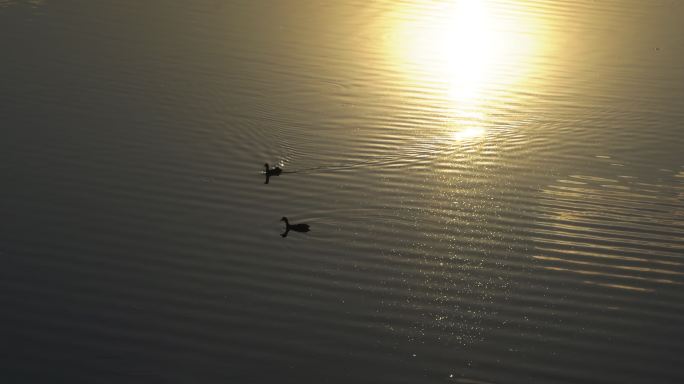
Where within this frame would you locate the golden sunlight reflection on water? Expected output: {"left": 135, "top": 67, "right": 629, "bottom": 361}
{"left": 386, "top": 0, "right": 548, "bottom": 142}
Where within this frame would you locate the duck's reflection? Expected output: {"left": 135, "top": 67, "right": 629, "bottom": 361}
{"left": 280, "top": 216, "right": 310, "bottom": 238}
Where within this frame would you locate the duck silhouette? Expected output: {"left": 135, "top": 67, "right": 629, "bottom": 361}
{"left": 280, "top": 216, "right": 310, "bottom": 237}
{"left": 264, "top": 163, "right": 282, "bottom": 184}
{"left": 264, "top": 163, "right": 282, "bottom": 175}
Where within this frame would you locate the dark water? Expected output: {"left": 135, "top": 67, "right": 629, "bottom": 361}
{"left": 1, "top": 1, "right": 683, "bottom": 383}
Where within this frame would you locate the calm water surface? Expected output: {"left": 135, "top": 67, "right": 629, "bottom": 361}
{"left": 1, "top": 1, "right": 683, "bottom": 383}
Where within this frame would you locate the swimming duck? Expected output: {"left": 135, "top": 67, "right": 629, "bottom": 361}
{"left": 264, "top": 163, "right": 282, "bottom": 176}
{"left": 281, "top": 216, "right": 310, "bottom": 237}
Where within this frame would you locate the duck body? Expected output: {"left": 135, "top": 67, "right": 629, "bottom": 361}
{"left": 264, "top": 163, "right": 282, "bottom": 176}
{"left": 281, "top": 217, "right": 310, "bottom": 233}
{"left": 290, "top": 223, "right": 310, "bottom": 231}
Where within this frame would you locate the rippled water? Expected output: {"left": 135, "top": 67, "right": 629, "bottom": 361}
{"left": 1, "top": 1, "right": 683, "bottom": 383}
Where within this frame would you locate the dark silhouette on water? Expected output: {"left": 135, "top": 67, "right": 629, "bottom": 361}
{"left": 264, "top": 163, "right": 282, "bottom": 184}
{"left": 280, "top": 216, "right": 310, "bottom": 238}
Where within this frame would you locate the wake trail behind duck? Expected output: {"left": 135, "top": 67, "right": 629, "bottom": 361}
{"left": 282, "top": 139, "right": 451, "bottom": 174}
